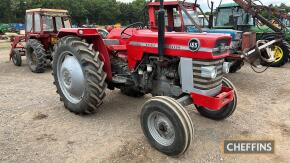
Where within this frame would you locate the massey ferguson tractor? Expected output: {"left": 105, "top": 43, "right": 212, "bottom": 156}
{"left": 52, "top": 1, "right": 237, "bottom": 156}
{"left": 9, "top": 8, "right": 71, "bottom": 73}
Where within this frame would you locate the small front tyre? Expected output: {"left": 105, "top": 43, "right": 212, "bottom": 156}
{"left": 141, "top": 96, "right": 194, "bottom": 156}
{"left": 11, "top": 49, "right": 22, "bottom": 66}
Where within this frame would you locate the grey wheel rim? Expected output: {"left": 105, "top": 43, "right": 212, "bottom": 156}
{"left": 147, "top": 111, "right": 175, "bottom": 146}
{"left": 57, "top": 51, "right": 85, "bottom": 104}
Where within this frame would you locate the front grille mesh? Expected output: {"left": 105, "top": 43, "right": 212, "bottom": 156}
{"left": 192, "top": 59, "right": 224, "bottom": 90}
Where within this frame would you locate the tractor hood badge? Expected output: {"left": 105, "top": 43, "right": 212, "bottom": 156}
{"left": 188, "top": 39, "right": 200, "bottom": 52}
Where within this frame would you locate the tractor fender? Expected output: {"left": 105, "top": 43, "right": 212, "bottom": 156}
{"left": 57, "top": 28, "right": 112, "bottom": 81}
{"left": 58, "top": 28, "right": 100, "bottom": 38}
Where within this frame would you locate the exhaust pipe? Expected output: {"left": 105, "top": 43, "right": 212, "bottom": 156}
{"left": 158, "top": 0, "right": 165, "bottom": 58}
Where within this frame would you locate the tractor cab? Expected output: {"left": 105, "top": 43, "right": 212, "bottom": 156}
{"left": 10, "top": 8, "right": 72, "bottom": 73}
{"left": 26, "top": 8, "right": 71, "bottom": 35}
{"left": 147, "top": 1, "right": 200, "bottom": 32}
{"left": 215, "top": 3, "right": 254, "bottom": 31}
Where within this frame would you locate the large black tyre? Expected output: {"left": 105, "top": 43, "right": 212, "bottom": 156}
{"left": 25, "top": 39, "right": 46, "bottom": 73}
{"left": 52, "top": 36, "right": 107, "bottom": 114}
{"left": 195, "top": 77, "right": 237, "bottom": 120}
{"left": 286, "top": 41, "right": 290, "bottom": 60}
{"left": 141, "top": 96, "right": 194, "bottom": 156}
{"left": 261, "top": 38, "right": 289, "bottom": 67}
{"left": 11, "top": 49, "right": 22, "bottom": 66}
{"left": 229, "top": 60, "right": 244, "bottom": 73}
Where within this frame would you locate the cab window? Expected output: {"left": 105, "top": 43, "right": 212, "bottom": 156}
{"left": 55, "top": 17, "right": 63, "bottom": 31}
{"left": 34, "top": 13, "right": 41, "bottom": 32}
{"left": 64, "top": 18, "right": 71, "bottom": 28}
{"left": 43, "top": 16, "right": 54, "bottom": 32}
{"left": 26, "top": 13, "right": 33, "bottom": 32}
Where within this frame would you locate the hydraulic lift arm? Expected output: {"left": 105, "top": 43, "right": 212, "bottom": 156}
{"left": 232, "top": 0, "right": 283, "bottom": 32}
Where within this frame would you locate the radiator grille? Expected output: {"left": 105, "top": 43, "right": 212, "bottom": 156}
{"left": 192, "top": 59, "right": 224, "bottom": 90}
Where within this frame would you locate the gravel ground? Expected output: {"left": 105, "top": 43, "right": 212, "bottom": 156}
{"left": 0, "top": 42, "right": 290, "bottom": 163}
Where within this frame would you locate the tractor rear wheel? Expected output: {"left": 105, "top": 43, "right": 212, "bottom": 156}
{"left": 25, "top": 39, "right": 46, "bottom": 73}
{"left": 141, "top": 96, "right": 194, "bottom": 156}
{"left": 195, "top": 77, "right": 237, "bottom": 120}
{"left": 11, "top": 49, "right": 22, "bottom": 66}
{"left": 52, "top": 36, "right": 107, "bottom": 114}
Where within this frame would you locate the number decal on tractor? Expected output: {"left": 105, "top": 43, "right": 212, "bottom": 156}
{"left": 188, "top": 38, "right": 200, "bottom": 52}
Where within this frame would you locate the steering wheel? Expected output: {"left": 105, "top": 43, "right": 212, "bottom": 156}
{"left": 120, "top": 22, "right": 144, "bottom": 38}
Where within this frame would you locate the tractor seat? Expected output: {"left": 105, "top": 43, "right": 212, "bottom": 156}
{"left": 104, "top": 39, "right": 127, "bottom": 51}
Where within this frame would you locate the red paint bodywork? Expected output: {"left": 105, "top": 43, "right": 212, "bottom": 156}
{"left": 147, "top": 1, "right": 197, "bottom": 32}
{"left": 191, "top": 86, "right": 234, "bottom": 110}
{"left": 125, "top": 29, "right": 231, "bottom": 69}
{"left": 58, "top": 26, "right": 233, "bottom": 111}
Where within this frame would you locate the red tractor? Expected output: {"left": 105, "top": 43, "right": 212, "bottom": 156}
{"left": 10, "top": 8, "right": 71, "bottom": 73}
{"left": 52, "top": 1, "right": 237, "bottom": 156}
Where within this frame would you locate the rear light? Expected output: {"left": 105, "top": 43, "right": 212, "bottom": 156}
{"left": 77, "top": 29, "right": 98, "bottom": 35}
{"left": 78, "top": 30, "right": 84, "bottom": 35}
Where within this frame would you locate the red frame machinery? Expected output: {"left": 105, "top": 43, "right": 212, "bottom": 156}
{"left": 56, "top": 27, "right": 234, "bottom": 111}
{"left": 148, "top": 1, "right": 200, "bottom": 32}
{"left": 9, "top": 8, "right": 71, "bottom": 60}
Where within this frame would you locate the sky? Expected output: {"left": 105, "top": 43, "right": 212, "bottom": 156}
{"left": 117, "top": 0, "right": 290, "bottom": 11}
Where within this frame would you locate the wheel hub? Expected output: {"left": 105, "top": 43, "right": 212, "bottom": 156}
{"left": 274, "top": 46, "right": 283, "bottom": 62}
{"left": 58, "top": 53, "right": 85, "bottom": 104}
{"left": 62, "top": 69, "right": 72, "bottom": 87}
{"left": 148, "top": 111, "right": 175, "bottom": 146}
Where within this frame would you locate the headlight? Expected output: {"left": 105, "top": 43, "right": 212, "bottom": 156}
{"left": 223, "top": 62, "right": 231, "bottom": 74}
{"left": 201, "top": 66, "right": 217, "bottom": 79}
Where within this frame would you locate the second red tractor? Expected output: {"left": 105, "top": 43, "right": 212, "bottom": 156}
{"left": 10, "top": 8, "right": 71, "bottom": 73}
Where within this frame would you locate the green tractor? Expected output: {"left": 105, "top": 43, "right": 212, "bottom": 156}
{"left": 215, "top": 2, "right": 290, "bottom": 67}
{"left": 0, "top": 24, "right": 10, "bottom": 35}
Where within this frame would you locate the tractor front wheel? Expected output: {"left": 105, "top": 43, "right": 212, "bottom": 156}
{"left": 52, "top": 36, "right": 107, "bottom": 114}
{"left": 195, "top": 77, "right": 237, "bottom": 120}
{"left": 25, "top": 39, "right": 46, "bottom": 73}
{"left": 141, "top": 96, "right": 194, "bottom": 156}
{"left": 11, "top": 49, "right": 22, "bottom": 66}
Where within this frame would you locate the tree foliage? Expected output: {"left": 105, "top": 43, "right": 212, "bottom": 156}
{"left": 0, "top": 0, "right": 146, "bottom": 25}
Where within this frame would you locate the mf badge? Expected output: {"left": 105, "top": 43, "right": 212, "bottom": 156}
{"left": 188, "top": 38, "right": 200, "bottom": 52}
